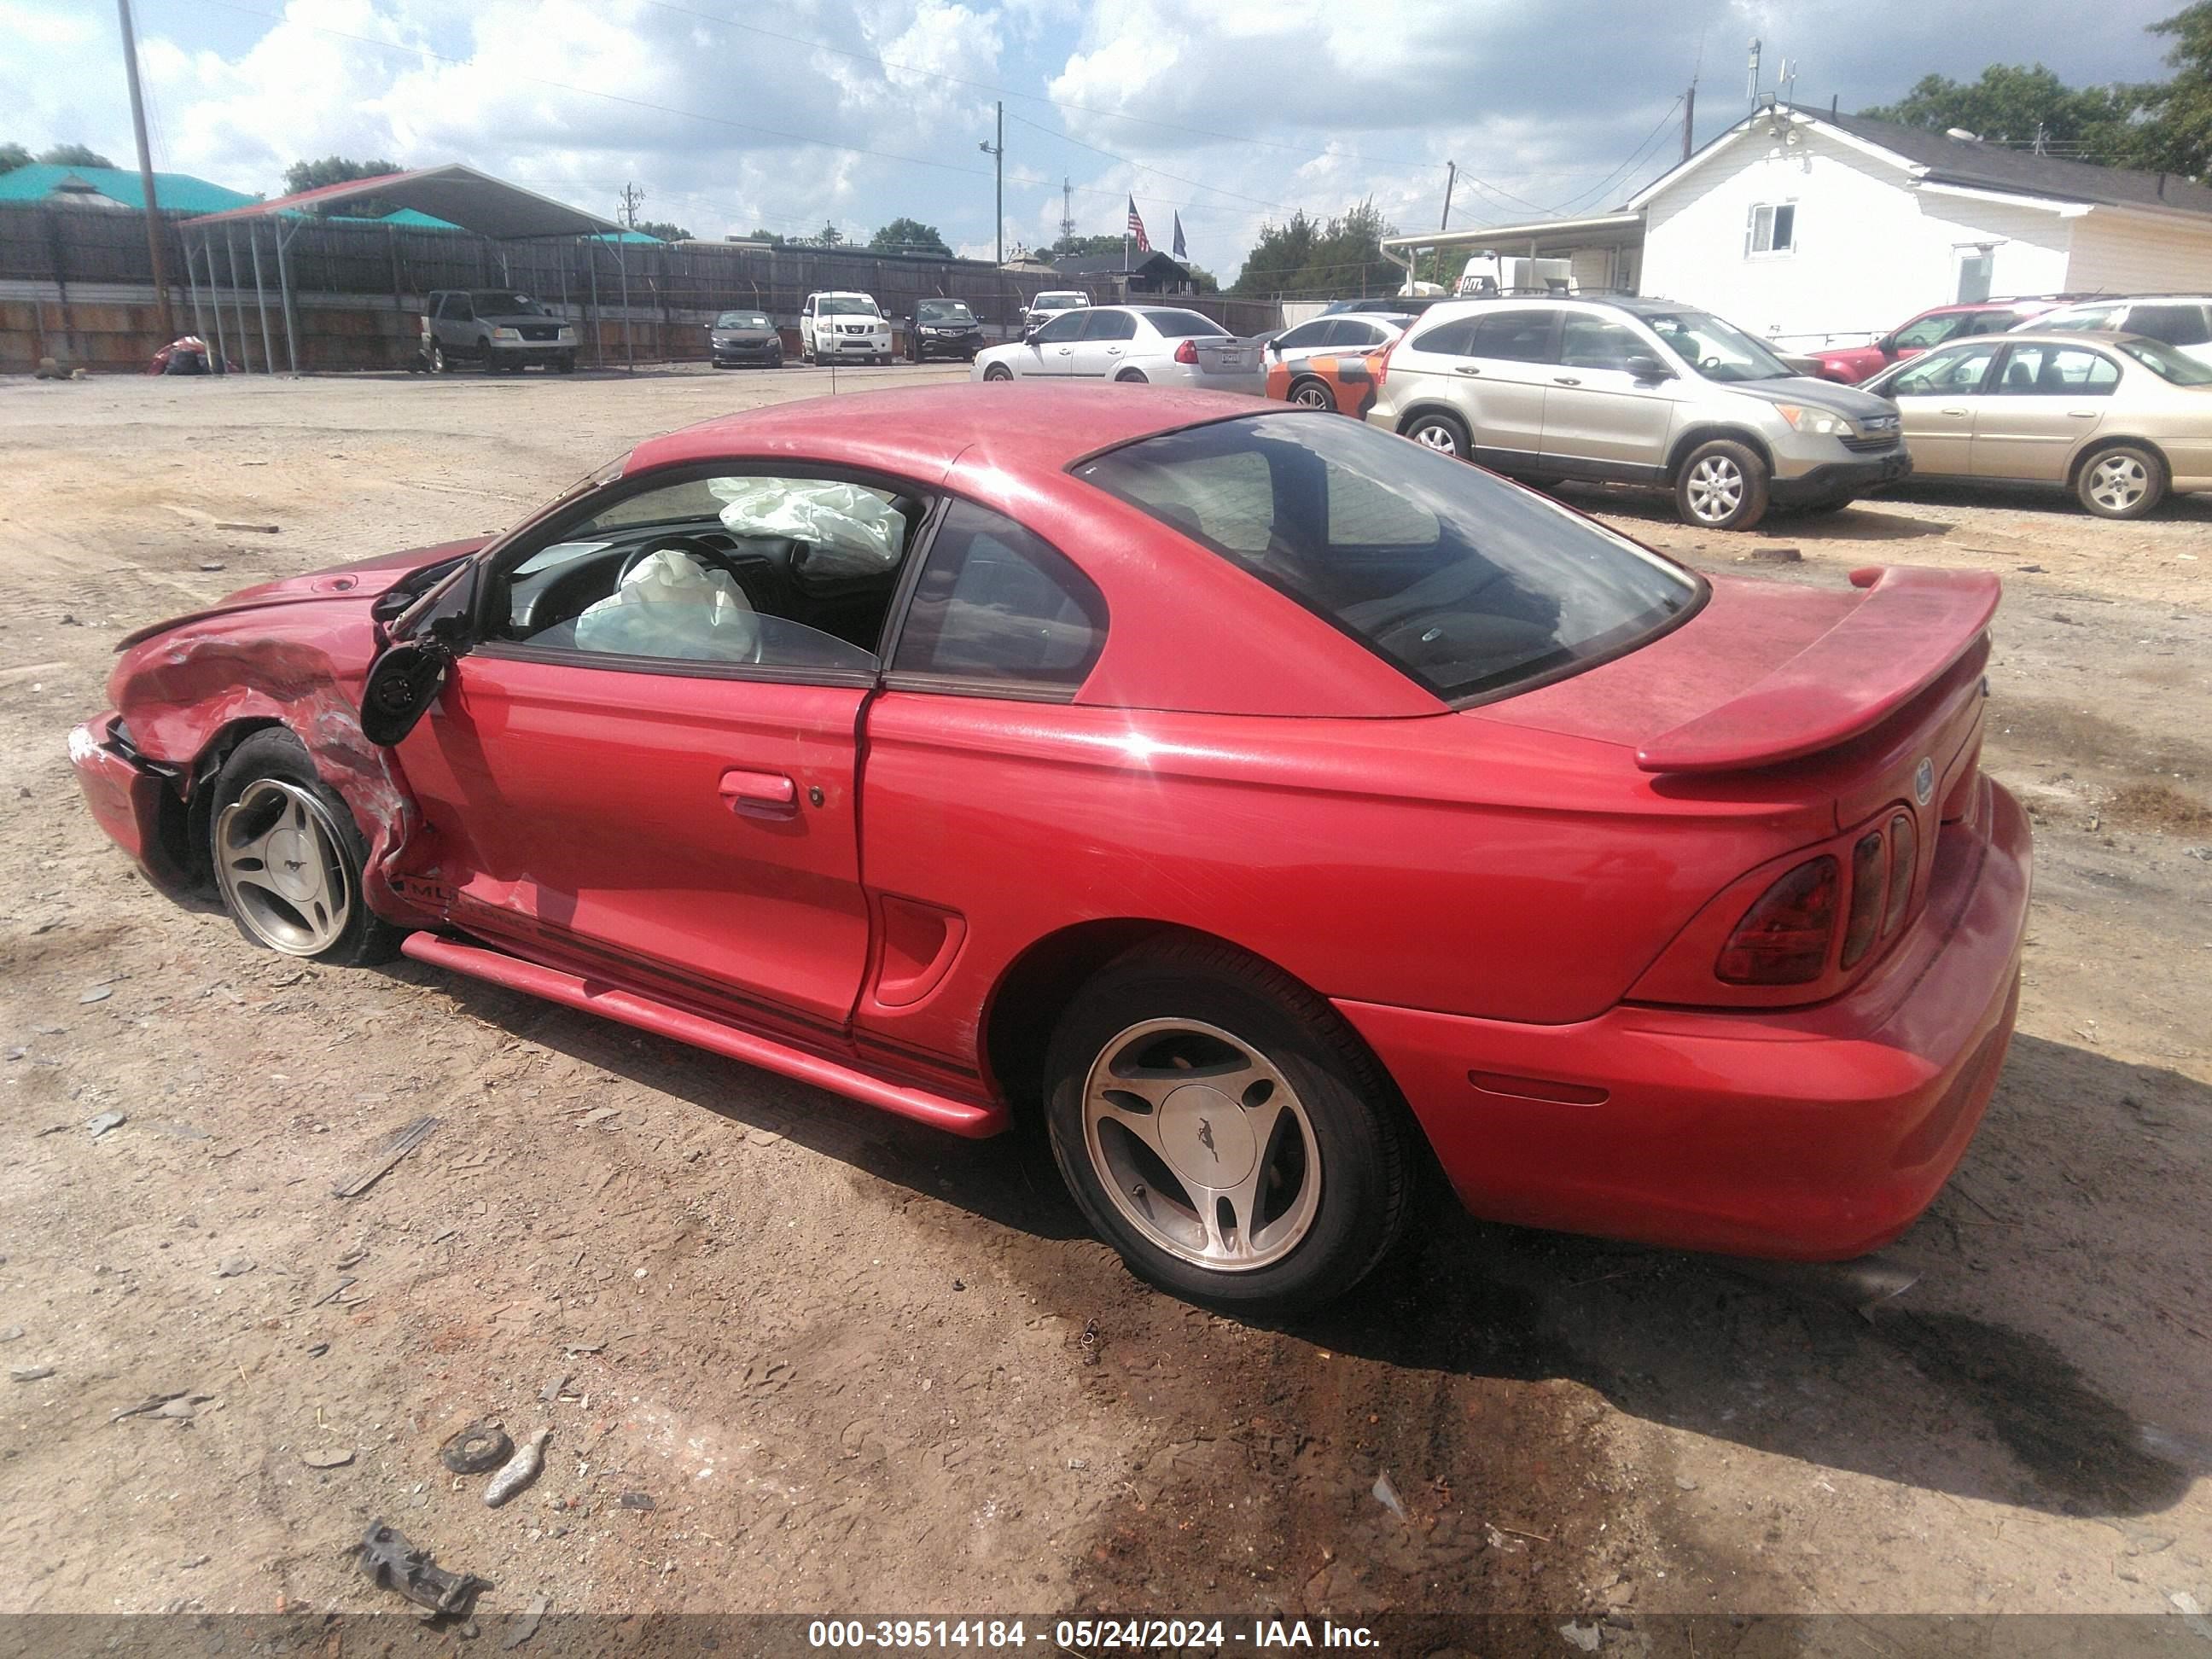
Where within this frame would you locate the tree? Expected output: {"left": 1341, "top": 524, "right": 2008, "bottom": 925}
{"left": 38, "top": 143, "right": 115, "bottom": 168}
{"left": 282, "top": 154, "right": 404, "bottom": 218}
{"left": 1860, "top": 64, "right": 2139, "bottom": 158}
{"left": 2130, "top": 2, "right": 2212, "bottom": 178}
{"left": 0, "top": 143, "right": 31, "bottom": 174}
{"left": 1050, "top": 232, "right": 1128, "bottom": 259}
{"left": 870, "top": 216, "right": 950, "bottom": 254}
{"left": 632, "top": 219, "right": 692, "bottom": 242}
{"left": 742, "top": 227, "right": 788, "bottom": 246}
{"left": 1230, "top": 201, "right": 1395, "bottom": 299}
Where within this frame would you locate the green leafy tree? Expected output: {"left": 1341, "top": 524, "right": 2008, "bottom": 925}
{"left": 1860, "top": 64, "right": 2139, "bottom": 156}
{"left": 870, "top": 216, "right": 950, "bottom": 254}
{"left": 38, "top": 143, "right": 115, "bottom": 168}
{"left": 0, "top": 142, "right": 32, "bottom": 173}
{"left": 632, "top": 219, "right": 692, "bottom": 242}
{"left": 282, "top": 154, "right": 404, "bottom": 218}
{"left": 743, "top": 227, "right": 788, "bottom": 246}
{"left": 1230, "top": 201, "right": 1395, "bottom": 299}
{"left": 2128, "top": 2, "right": 2212, "bottom": 177}
{"left": 1050, "top": 232, "right": 1129, "bottom": 259}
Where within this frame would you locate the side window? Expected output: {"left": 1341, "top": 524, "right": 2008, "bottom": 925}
{"left": 1892, "top": 313, "right": 1964, "bottom": 350}
{"left": 1889, "top": 343, "right": 2000, "bottom": 395}
{"left": 1746, "top": 201, "right": 1797, "bottom": 256}
{"left": 1467, "top": 310, "right": 1558, "bottom": 363}
{"left": 893, "top": 501, "right": 1107, "bottom": 694}
{"left": 440, "top": 294, "right": 474, "bottom": 321}
{"left": 1032, "top": 311, "right": 1088, "bottom": 344}
{"left": 1995, "top": 345, "right": 2121, "bottom": 395}
{"left": 1557, "top": 315, "right": 1651, "bottom": 372}
{"left": 1082, "top": 310, "right": 1138, "bottom": 341}
{"left": 1407, "top": 317, "right": 1478, "bottom": 357}
{"left": 2126, "top": 304, "right": 2212, "bottom": 347}
{"left": 1274, "top": 321, "right": 1330, "bottom": 351}
{"left": 2046, "top": 304, "right": 2116, "bottom": 332}
{"left": 1961, "top": 311, "right": 2018, "bottom": 336}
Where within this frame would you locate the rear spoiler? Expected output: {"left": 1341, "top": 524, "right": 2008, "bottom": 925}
{"left": 1636, "top": 566, "right": 2000, "bottom": 775}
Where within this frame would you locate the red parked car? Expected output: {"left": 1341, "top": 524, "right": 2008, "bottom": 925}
{"left": 1809, "top": 299, "right": 2069, "bottom": 384}
{"left": 72, "top": 386, "right": 2030, "bottom": 1311}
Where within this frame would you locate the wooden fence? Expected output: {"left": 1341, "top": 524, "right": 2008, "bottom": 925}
{"left": 1, "top": 203, "right": 1283, "bottom": 373}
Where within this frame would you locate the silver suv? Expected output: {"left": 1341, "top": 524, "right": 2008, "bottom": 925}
{"left": 421, "top": 290, "right": 578, "bottom": 374}
{"left": 1367, "top": 296, "right": 1909, "bottom": 530}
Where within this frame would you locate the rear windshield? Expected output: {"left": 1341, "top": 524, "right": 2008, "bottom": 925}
{"left": 1075, "top": 413, "right": 1699, "bottom": 702}
{"left": 1140, "top": 310, "right": 1231, "bottom": 338}
{"left": 2116, "top": 336, "right": 2212, "bottom": 384}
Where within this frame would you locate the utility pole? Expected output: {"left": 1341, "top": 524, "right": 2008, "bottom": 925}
{"left": 618, "top": 182, "right": 644, "bottom": 230}
{"left": 977, "top": 103, "right": 1004, "bottom": 265}
{"left": 116, "top": 0, "right": 174, "bottom": 338}
{"left": 1682, "top": 80, "right": 1697, "bottom": 161}
{"left": 1060, "top": 178, "right": 1074, "bottom": 245}
{"left": 1439, "top": 160, "right": 1457, "bottom": 230}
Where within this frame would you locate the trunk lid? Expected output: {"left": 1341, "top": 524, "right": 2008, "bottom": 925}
{"left": 1194, "top": 337, "right": 1261, "bottom": 375}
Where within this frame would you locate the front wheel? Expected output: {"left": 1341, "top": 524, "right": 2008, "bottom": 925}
{"left": 1403, "top": 410, "right": 1471, "bottom": 459}
{"left": 2076, "top": 444, "right": 2165, "bottom": 519}
{"left": 427, "top": 344, "right": 450, "bottom": 375}
{"left": 1674, "top": 439, "right": 1771, "bottom": 531}
{"left": 555, "top": 354, "right": 578, "bottom": 374}
{"left": 982, "top": 364, "right": 1014, "bottom": 382}
{"left": 207, "top": 730, "right": 403, "bottom": 967}
{"left": 1044, "top": 940, "right": 1412, "bottom": 1313}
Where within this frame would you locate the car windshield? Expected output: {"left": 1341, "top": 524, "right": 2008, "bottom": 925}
{"left": 1034, "top": 294, "right": 1084, "bottom": 310}
{"left": 1641, "top": 311, "right": 1793, "bottom": 382}
{"left": 818, "top": 296, "right": 879, "bottom": 316}
{"left": 918, "top": 301, "right": 975, "bottom": 323}
{"left": 1141, "top": 310, "right": 1231, "bottom": 338}
{"left": 714, "top": 311, "right": 771, "bottom": 329}
{"left": 1075, "top": 412, "right": 1700, "bottom": 703}
{"left": 2115, "top": 337, "right": 2212, "bottom": 385}
{"left": 473, "top": 292, "right": 545, "bottom": 317}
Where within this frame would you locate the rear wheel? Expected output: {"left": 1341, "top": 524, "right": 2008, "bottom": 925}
{"left": 2075, "top": 443, "right": 2165, "bottom": 519}
{"left": 1115, "top": 368, "right": 1149, "bottom": 384}
{"left": 207, "top": 731, "right": 403, "bottom": 967}
{"left": 1288, "top": 375, "right": 1335, "bottom": 410}
{"left": 1674, "top": 439, "right": 1771, "bottom": 531}
{"left": 1044, "top": 939, "right": 1412, "bottom": 1313}
{"left": 982, "top": 364, "right": 1014, "bottom": 382}
{"left": 427, "top": 344, "right": 450, "bottom": 375}
{"left": 1403, "top": 410, "right": 1471, "bottom": 459}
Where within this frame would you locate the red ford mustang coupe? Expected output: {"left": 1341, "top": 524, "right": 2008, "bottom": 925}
{"left": 72, "top": 384, "right": 2029, "bottom": 1310}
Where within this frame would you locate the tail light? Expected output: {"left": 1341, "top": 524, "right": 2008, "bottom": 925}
{"left": 1716, "top": 856, "right": 1837, "bottom": 985}
{"left": 1173, "top": 339, "right": 1198, "bottom": 364}
{"left": 1882, "top": 812, "right": 1917, "bottom": 935}
{"left": 1840, "top": 832, "right": 1886, "bottom": 969}
{"left": 1371, "top": 335, "right": 1400, "bottom": 388}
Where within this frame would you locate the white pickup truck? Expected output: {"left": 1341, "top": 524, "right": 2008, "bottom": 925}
{"left": 800, "top": 292, "right": 894, "bottom": 364}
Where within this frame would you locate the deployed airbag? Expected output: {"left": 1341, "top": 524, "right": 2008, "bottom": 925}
{"left": 709, "top": 477, "right": 905, "bottom": 575}
{"left": 570, "top": 549, "right": 759, "bottom": 661}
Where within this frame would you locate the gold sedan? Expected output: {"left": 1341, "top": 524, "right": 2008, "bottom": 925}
{"left": 1861, "top": 329, "right": 2212, "bottom": 518}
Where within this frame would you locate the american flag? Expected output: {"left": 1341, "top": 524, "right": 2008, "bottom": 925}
{"left": 1126, "top": 195, "right": 1150, "bottom": 253}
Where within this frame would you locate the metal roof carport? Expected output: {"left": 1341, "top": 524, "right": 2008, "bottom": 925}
{"left": 1382, "top": 212, "right": 1646, "bottom": 294}
{"left": 181, "top": 164, "right": 632, "bottom": 375}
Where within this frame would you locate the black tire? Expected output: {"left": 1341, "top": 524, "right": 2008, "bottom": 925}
{"left": 1674, "top": 438, "right": 1771, "bottom": 531}
{"left": 2075, "top": 442, "right": 2166, "bottom": 519}
{"left": 769, "top": 352, "right": 783, "bottom": 369}
{"left": 1402, "top": 409, "right": 1472, "bottom": 460}
{"left": 206, "top": 730, "right": 404, "bottom": 967}
{"left": 983, "top": 364, "right": 1014, "bottom": 382}
{"left": 427, "top": 344, "right": 450, "bottom": 375}
{"left": 1286, "top": 375, "right": 1335, "bottom": 411}
{"left": 555, "top": 355, "right": 577, "bottom": 373}
{"left": 1114, "top": 368, "right": 1150, "bottom": 384}
{"left": 1043, "top": 938, "right": 1413, "bottom": 1313}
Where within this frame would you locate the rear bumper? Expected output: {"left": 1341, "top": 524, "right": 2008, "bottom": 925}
{"left": 69, "top": 713, "right": 195, "bottom": 899}
{"left": 1338, "top": 777, "right": 2031, "bottom": 1260}
{"left": 1770, "top": 449, "right": 1913, "bottom": 502}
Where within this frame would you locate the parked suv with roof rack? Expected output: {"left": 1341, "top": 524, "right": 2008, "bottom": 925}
{"left": 2012, "top": 295, "right": 2212, "bottom": 368}
{"left": 1366, "top": 295, "right": 1909, "bottom": 531}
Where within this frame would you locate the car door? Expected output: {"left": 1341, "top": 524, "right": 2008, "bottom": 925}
{"left": 1539, "top": 311, "right": 1678, "bottom": 480}
{"left": 1019, "top": 308, "right": 1088, "bottom": 376}
{"left": 1969, "top": 342, "right": 2119, "bottom": 481}
{"left": 435, "top": 293, "right": 474, "bottom": 354}
{"left": 1067, "top": 307, "right": 1138, "bottom": 378}
{"left": 800, "top": 295, "right": 818, "bottom": 355}
{"left": 396, "top": 465, "right": 923, "bottom": 1039}
{"left": 1447, "top": 307, "right": 1558, "bottom": 468}
{"left": 1881, "top": 341, "right": 2001, "bottom": 475}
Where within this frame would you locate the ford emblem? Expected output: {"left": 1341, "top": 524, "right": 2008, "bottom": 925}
{"left": 1913, "top": 757, "right": 1935, "bottom": 806}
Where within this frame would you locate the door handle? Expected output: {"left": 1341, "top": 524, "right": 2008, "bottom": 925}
{"left": 719, "top": 768, "right": 797, "bottom": 818}
{"left": 1551, "top": 375, "right": 1582, "bottom": 386}
{"left": 1106, "top": 346, "right": 1122, "bottom": 355}
{"left": 1453, "top": 364, "right": 1482, "bottom": 375}
{"left": 1057, "top": 346, "right": 1073, "bottom": 356}
{"left": 1940, "top": 406, "right": 1968, "bottom": 416}
{"left": 2066, "top": 410, "right": 2098, "bottom": 418}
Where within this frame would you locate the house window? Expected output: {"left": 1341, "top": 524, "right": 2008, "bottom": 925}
{"left": 1745, "top": 202, "right": 1796, "bottom": 258}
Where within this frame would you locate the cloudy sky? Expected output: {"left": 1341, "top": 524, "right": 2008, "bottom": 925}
{"left": 4, "top": 0, "right": 2185, "bottom": 278}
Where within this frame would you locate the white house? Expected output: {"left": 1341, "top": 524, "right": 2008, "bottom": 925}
{"left": 1380, "top": 102, "right": 2212, "bottom": 349}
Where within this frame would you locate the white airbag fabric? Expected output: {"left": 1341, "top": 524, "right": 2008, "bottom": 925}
{"left": 571, "top": 548, "right": 758, "bottom": 661}
{"left": 708, "top": 477, "right": 905, "bottom": 574}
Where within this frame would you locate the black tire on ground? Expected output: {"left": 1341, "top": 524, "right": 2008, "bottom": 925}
{"left": 428, "top": 344, "right": 450, "bottom": 375}
{"left": 206, "top": 729, "right": 405, "bottom": 968}
{"left": 555, "top": 354, "right": 578, "bottom": 373}
{"left": 1674, "top": 438, "right": 1772, "bottom": 532}
{"left": 1042, "top": 936, "right": 1414, "bottom": 1313}
{"left": 1402, "top": 409, "right": 1472, "bottom": 460}
{"left": 1115, "top": 368, "right": 1150, "bottom": 384}
{"left": 1287, "top": 375, "right": 1335, "bottom": 410}
{"left": 983, "top": 364, "right": 1014, "bottom": 381}
{"left": 2074, "top": 442, "right": 2166, "bottom": 520}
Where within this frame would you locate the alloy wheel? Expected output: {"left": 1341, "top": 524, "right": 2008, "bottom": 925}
{"left": 2086, "top": 452, "right": 2147, "bottom": 513}
{"left": 1685, "top": 454, "right": 1744, "bottom": 523}
{"left": 213, "top": 778, "right": 355, "bottom": 956}
{"left": 1080, "top": 1017, "right": 1322, "bottom": 1272}
{"left": 1291, "top": 381, "right": 1332, "bottom": 410}
{"left": 1413, "top": 423, "right": 1459, "bottom": 455}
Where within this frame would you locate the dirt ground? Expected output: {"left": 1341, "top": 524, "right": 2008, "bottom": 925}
{"left": 1, "top": 364, "right": 2208, "bottom": 1638}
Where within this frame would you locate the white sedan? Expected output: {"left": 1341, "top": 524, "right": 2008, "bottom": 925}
{"left": 973, "top": 306, "right": 1264, "bottom": 395}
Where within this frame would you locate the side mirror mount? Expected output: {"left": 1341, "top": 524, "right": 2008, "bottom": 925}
{"left": 1625, "top": 353, "right": 1672, "bottom": 383}
{"left": 1877, "top": 335, "right": 1898, "bottom": 358}
{"left": 360, "top": 642, "right": 451, "bottom": 748}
